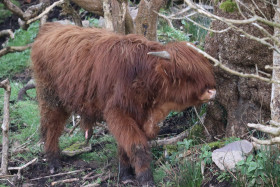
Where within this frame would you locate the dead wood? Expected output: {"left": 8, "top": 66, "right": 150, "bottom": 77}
{"left": 51, "top": 178, "right": 79, "bottom": 186}
{"left": 0, "top": 44, "right": 32, "bottom": 58}
{"left": 26, "top": 0, "right": 64, "bottom": 25}
{"left": 68, "top": 120, "right": 80, "bottom": 135}
{"left": 8, "top": 158, "right": 38, "bottom": 179}
{"left": 1, "top": 0, "right": 48, "bottom": 29}
{"left": 150, "top": 124, "right": 197, "bottom": 147}
{"left": 31, "top": 168, "right": 90, "bottom": 181}
{"left": 0, "top": 79, "right": 11, "bottom": 175}
{"left": 8, "top": 158, "right": 38, "bottom": 171}
{"left": 0, "top": 29, "right": 14, "bottom": 39}
{"left": 61, "top": 0, "right": 82, "bottom": 26}
{"left": 83, "top": 172, "right": 117, "bottom": 187}
{"left": 17, "top": 83, "right": 36, "bottom": 101}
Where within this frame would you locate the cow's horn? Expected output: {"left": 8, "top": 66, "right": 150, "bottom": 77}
{"left": 147, "top": 51, "right": 171, "bottom": 60}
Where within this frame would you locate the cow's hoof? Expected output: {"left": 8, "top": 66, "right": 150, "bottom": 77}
{"left": 120, "top": 167, "right": 135, "bottom": 185}
{"left": 136, "top": 170, "right": 155, "bottom": 187}
{"left": 48, "top": 158, "right": 61, "bottom": 174}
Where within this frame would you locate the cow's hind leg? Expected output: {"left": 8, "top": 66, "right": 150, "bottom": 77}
{"left": 40, "top": 101, "right": 69, "bottom": 173}
{"left": 79, "top": 116, "right": 94, "bottom": 144}
{"left": 104, "top": 108, "right": 154, "bottom": 186}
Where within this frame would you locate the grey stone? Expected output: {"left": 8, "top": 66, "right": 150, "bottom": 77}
{"left": 212, "top": 140, "right": 253, "bottom": 171}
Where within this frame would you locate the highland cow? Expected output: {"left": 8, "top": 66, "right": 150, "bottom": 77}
{"left": 31, "top": 22, "right": 216, "bottom": 186}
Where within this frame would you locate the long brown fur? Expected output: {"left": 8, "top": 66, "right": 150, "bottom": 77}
{"left": 31, "top": 22, "right": 216, "bottom": 185}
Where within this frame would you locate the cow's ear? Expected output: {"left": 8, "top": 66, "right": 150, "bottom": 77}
{"left": 147, "top": 51, "right": 171, "bottom": 60}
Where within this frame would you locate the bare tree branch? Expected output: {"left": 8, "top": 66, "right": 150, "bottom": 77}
{"left": 26, "top": 0, "right": 65, "bottom": 25}
{"left": 186, "top": 43, "right": 280, "bottom": 84}
{"left": 0, "top": 44, "right": 32, "bottom": 57}
{"left": 0, "top": 29, "right": 14, "bottom": 39}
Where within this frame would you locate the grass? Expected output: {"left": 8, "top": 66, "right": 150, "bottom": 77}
{"left": 0, "top": 21, "right": 39, "bottom": 79}
{"left": 181, "top": 15, "right": 211, "bottom": 44}
{"left": 158, "top": 23, "right": 190, "bottom": 43}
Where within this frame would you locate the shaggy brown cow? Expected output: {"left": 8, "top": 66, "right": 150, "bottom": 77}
{"left": 31, "top": 22, "right": 216, "bottom": 186}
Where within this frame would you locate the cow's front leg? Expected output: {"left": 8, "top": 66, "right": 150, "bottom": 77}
{"left": 104, "top": 108, "right": 154, "bottom": 186}
{"left": 118, "top": 146, "right": 134, "bottom": 184}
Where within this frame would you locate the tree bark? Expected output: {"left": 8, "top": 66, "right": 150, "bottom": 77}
{"left": 135, "top": 0, "right": 165, "bottom": 41}
{"left": 71, "top": 0, "right": 104, "bottom": 16}
{"left": 0, "top": 79, "right": 11, "bottom": 175}
{"left": 103, "top": 0, "right": 128, "bottom": 34}
{"left": 203, "top": 1, "right": 274, "bottom": 139}
{"left": 271, "top": 2, "right": 280, "bottom": 123}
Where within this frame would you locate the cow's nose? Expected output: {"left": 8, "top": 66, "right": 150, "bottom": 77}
{"left": 208, "top": 89, "right": 216, "bottom": 99}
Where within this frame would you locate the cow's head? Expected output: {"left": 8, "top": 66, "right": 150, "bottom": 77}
{"left": 148, "top": 42, "right": 216, "bottom": 105}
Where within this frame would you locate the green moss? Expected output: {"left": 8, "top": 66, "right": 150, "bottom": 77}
{"left": 207, "top": 141, "right": 225, "bottom": 148}
{"left": 164, "top": 144, "right": 178, "bottom": 155}
{"left": 63, "top": 142, "right": 86, "bottom": 151}
{"left": 219, "top": 0, "right": 238, "bottom": 13}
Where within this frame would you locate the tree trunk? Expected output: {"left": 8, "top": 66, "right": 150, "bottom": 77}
{"left": 204, "top": 1, "right": 274, "bottom": 140}
{"left": 103, "top": 0, "right": 128, "bottom": 34}
{"left": 135, "top": 0, "right": 165, "bottom": 41}
{"left": 271, "top": 2, "right": 280, "bottom": 123}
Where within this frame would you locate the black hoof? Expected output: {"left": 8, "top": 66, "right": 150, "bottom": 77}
{"left": 136, "top": 170, "right": 155, "bottom": 187}
{"left": 48, "top": 157, "right": 61, "bottom": 174}
{"left": 119, "top": 165, "right": 135, "bottom": 182}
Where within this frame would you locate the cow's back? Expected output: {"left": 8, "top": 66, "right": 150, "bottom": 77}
{"left": 31, "top": 23, "right": 117, "bottom": 111}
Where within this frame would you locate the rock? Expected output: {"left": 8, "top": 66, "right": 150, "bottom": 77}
{"left": 82, "top": 20, "right": 90, "bottom": 27}
{"left": 98, "top": 17, "right": 105, "bottom": 28}
{"left": 212, "top": 140, "right": 253, "bottom": 171}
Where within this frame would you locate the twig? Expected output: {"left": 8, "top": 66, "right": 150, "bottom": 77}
{"left": 83, "top": 173, "right": 102, "bottom": 180}
{"left": 68, "top": 120, "right": 80, "bottom": 136}
{"left": 27, "top": 0, "right": 65, "bottom": 25}
{"left": 184, "top": 0, "right": 280, "bottom": 53}
{"left": 247, "top": 123, "right": 280, "bottom": 135}
{"left": 150, "top": 123, "right": 197, "bottom": 147}
{"left": 194, "top": 107, "right": 209, "bottom": 136}
{"left": 8, "top": 158, "right": 38, "bottom": 171}
{"left": 17, "top": 83, "right": 36, "bottom": 101}
{"left": 0, "top": 44, "right": 32, "bottom": 57}
{"left": 186, "top": 43, "right": 280, "bottom": 84}
{"left": 0, "top": 29, "right": 14, "bottom": 39}
{"left": 82, "top": 171, "right": 96, "bottom": 180}
{"left": 83, "top": 172, "right": 117, "bottom": 187}
{"left": 8, "top": 158, "right": 38, "bottom": 179}
{"left": 31, "top": 168, "right": 90, "bottom": 180}
{"left": 0, "top": 79, "right": 11, "bottom": 175}
{"left": 51, "top": 178, "right": 79, "bottom": 186}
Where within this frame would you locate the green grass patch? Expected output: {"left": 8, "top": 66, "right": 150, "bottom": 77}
{"left": 0, "top": 21, "right": 39, "bottom": 79}
{"left": 181, "top": 16, "right": 211, "bottom": 44}
{"left": 158, "top": 24, "right": 190, "bottom": 43}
